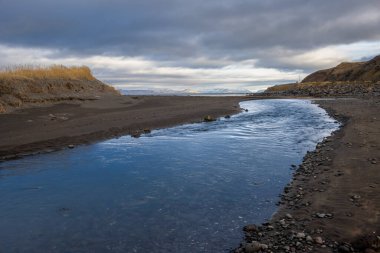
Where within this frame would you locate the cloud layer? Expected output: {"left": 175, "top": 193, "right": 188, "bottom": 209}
{"left": 1, "top": 0, "right": 380, "bottom": 91}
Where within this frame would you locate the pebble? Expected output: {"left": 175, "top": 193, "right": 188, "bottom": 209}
{"left": 244, "top": 241, "right": 264, "bottom": 252}
{"left": 351, "top": 194, "right": 361, "bottom": 200}
{"left": 296, "top": 232, "right": 306, "bottom": 239}
{"left": 68, "top": 144, "right": 75, "bottom": 149}
{"left": 314, "top": 236, "right": 323, "bottom": 244}
{"left": 243, "top": 224, "right": 258, "bottom": 233}
{"left": 346, "top": 212, "right": 353, "bottom": 217}
{"left": 245, "top": 241, "right": 268, "bottom": 253}
{"left": 338, "top": 244, "right": 351, "bottom": 252}
{"left": 285, "top": 213, "right": 293, "bottom": 219}
{"left": 316, "top": 213, "right": 326, "bottom": 218}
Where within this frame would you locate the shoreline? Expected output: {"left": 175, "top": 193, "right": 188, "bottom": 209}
{"left": 0, "top": 95, "right": 247, "bottom": 161}
{"left": 235, "top": 97, "right": 380, "bottom": 253}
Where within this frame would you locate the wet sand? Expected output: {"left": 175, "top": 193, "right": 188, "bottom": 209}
{"left": 0, "top": 95, "right": 244, "bottom": 160}
{"left": 236, "top": 97, "right": 380, "bottom": 253}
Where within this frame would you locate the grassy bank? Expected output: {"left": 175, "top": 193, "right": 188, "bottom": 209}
{"left": 0, "top": 65, "right": 119, "bottom": 113}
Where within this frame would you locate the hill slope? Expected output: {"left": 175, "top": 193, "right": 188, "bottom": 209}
{"left": 302, "top": 55, "right": 380, "bottom": 83}
{"left": 265, "top": 55, "right": 380, "bottom": 97}
{"left": 0, "top": 66, "right": 119, "bottom": 113}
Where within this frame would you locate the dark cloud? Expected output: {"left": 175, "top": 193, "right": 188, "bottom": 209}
{"left": 0, "top": 0, "right": 379, "bottom": 77}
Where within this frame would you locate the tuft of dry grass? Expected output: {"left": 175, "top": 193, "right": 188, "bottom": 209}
{"left": 0, "top": 65, "right": 96, "bottom": 81}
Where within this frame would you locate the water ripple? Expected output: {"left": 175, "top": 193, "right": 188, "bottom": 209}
{"left": 0, "top": 99, "right": 339, "bottom": 253}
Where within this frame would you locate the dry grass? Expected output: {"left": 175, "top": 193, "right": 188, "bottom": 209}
{"left": 0, "top": 65, "right": 120, "bottom": 113}
{"left": 0, "top": 65, "right": 96, "bottom": 81}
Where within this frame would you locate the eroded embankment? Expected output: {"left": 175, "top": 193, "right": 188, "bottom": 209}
{"left": 0, "top": 66, "right": 119, "bottom": 113}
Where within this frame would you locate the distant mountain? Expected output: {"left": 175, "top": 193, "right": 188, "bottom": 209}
{"left": 120, "top": 88, "right": 251, "bottom": 96}
{"left": 119, "top": 88, "right": 198, "bottom": 96}
{"left": 302, "top": 55, "right": 380, "bottom": 83}
{"left": 201, "top": 88, "right": 252, "bottom": 94}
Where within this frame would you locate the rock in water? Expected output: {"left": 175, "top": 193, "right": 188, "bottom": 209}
{"left": 143, "top": 128, "right": 151, "bottom": 134}
{"left": 204, "top": 115, "right": 216, "bottom": 122}
{"left": 131, "top": 132, "right": 141, "bottom": 138}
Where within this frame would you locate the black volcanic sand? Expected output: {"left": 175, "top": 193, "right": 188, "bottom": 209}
{"left": 0, "top": 95, "right": 245, "bottom": 160}
{"left": 234, "top": 97, "right": 380, "bottom": 253}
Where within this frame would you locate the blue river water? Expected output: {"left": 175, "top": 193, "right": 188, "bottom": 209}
{"left": 0, "top": 99, "right": 339, "bottom": 253}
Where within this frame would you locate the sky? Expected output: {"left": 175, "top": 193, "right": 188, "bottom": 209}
{"left": 1, "top": 0, "right": 380, "bottom": 92}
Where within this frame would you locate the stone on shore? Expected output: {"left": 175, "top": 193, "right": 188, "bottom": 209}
{"left": 204, "top": 115, "right": 216, "bottom": 122}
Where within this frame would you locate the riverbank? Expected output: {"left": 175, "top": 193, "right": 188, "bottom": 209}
{"left": 0, "top": 95, "right": 244, "bottom": 161}
{"left": 235, "top": 97, "right": 380, "bottom": 253}
{"left": 1, "top": 94, "right": 379, "bottom": 252}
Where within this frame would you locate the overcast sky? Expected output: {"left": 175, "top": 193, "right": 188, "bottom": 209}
{"left": 1, "top": 0, "right": 380, "bottom": 92}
